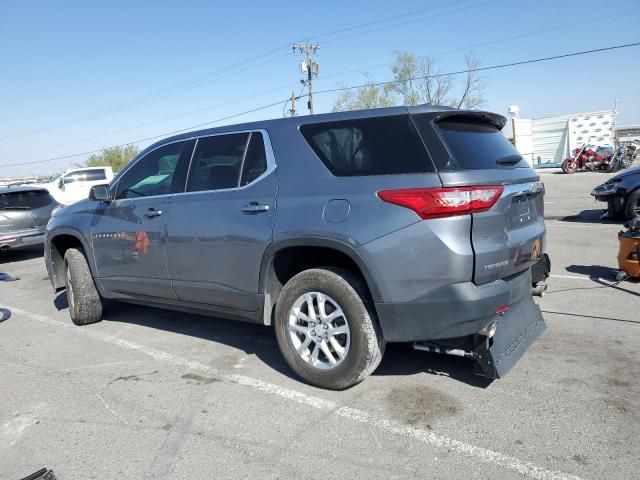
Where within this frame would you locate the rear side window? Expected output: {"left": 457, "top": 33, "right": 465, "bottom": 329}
{"left": 300, "top": 115, "right": 434, "bottom": 176}
{"left": 0, "top": 190, "right": 54, "bottom": 210}
{"left": 187, "top": 133, "right": 249, "bottom": 192}
{"left": 434, "top": 118, "right": 526, "bottom": 169}
{"left": 186, "top": 132, "right": 269, "bottom": 192}
{"left": 240, "top": 133, "right": 268, "bottom": 186}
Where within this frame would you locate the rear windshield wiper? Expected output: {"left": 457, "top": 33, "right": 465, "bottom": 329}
{"left": 495, "top": 154, "right": 523, "bottom": 165}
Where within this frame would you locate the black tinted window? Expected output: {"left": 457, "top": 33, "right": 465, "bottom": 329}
{"left": 240, "top": 133, "right": 268, "bottom": 186}
{"left": 435, "top": 118, "right": 525, "bottom": 169}
{"left": 117, "top": 141, "right": 191, "bottom": 199}
{"left": 300, "top": 115, "right": 434, "bottom": 176}
{"left": 187, "top": 133, "right": 249, "bottom": 192}
{"left": 0, "top": 190, "right": 54, "bottom": 210}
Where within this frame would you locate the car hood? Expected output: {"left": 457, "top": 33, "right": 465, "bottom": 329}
{"left": 611, "top": 165, "right": 640, "bottom": 181}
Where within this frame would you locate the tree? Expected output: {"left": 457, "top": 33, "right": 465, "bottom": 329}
{"left": 332, "top": 75, "right": 395, "bottom": 112}
{"left": 83, "top": 145, "right": 139, "bottom": 172}
{"left": 332, "top": 52, "right": 485, "bottom": 112}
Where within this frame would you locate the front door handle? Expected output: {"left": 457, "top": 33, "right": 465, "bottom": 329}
{"left": 143, "top": 208, "right": 163, "bottom": 218}
{"left": 242, "top": 202, "right": 270, "bottom": 214}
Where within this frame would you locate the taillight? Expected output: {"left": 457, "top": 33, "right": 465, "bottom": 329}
{"left": 377, "top": 186, "right": 504, "bottom": 219}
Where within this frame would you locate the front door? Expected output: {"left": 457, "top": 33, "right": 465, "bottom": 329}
{"left": 166, "top": 131, "right": 277, "bottom": 311}
{"left": 91, "top": 140, "right": 194, "bottom": 298}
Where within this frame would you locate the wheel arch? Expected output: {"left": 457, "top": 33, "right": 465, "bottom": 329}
{"left": 259, "top": 237, "right": 382, "bottom": 325}
{"left": 47, "top": 229, "right": 93, "bottom": 290}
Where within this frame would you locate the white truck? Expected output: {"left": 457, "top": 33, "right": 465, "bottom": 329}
{"left": 40, "top": 166, "right": 114, "bottom": 205}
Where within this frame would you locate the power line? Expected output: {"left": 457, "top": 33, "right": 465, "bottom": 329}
{"left": 4, "top": 41, "right": 639, "bottom": 170}
{"left": 1, "top": 99, "right": 288, "bottom": 168}
{"left": 12, "top": 7, "right": 633, "bottom": 157}
{"left": 0, "top": 0, "right": 490, "bottom": 142}
{"left": 315, "top": 8, "right": 639, "bottom": 82}
{"left": 306, "top": 42, "right": 640, "bottom": 97}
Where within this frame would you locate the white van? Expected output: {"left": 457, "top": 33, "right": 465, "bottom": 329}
{"left": 42, "top": 167, "right": 114, "bottom": 205}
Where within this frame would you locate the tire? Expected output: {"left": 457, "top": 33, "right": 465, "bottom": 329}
{"left": 561, "top": 159, "right": 577, "bottom": 174}
{"left": 625, "top": 189, "right": 640, "bottom": 220}
{"left": 274, "top": 267, "right": 385, "bottom": 390}
{"left": 64, "top": 248, "right": 103, "bottom": 325}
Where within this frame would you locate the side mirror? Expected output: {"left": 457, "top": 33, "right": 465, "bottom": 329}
{"left": 89, "top": 184, "right": 111, "bottom": 202}
{"left": 58, "top": 178, "right": 64, "bottom": 190}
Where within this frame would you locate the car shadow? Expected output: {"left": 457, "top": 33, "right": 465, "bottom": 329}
{"left": 0, "top": 245, "right": 44, "bottom": 264}
{"left": 53, "top": 293, "right": 492, "bottom": 388}
{"left": 546, "top": 209, "right": 624, "bottom": 224}
{"left": 565, "top": 264, "right": 619, "bottom": 280}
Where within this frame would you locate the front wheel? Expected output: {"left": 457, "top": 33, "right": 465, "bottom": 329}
{"left": 625, "top": 189, "right": 640, "bottom": 220}
{"left": 562, "top": 159, "right": 577, "bottom": 174}
{"left": 65, "top": 248, "right": 103, "bottom": 325}
{"left": 274, "top": 268, "right": 385, "bottom": 390}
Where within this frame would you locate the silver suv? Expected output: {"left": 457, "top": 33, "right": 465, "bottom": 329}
{"left": 45, "top": 105, "right": 546, "bottom": 389}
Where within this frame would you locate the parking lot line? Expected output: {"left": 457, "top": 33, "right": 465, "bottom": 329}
{"left": 6, "top": 305, "right": 584, "bottom": 480}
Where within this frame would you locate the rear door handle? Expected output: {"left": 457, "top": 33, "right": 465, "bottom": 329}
{"left": 143, "top": 208, "right": 163, "bottom": 218}
{"left": 242, "top": 202, "right": 270, "bottom": 213}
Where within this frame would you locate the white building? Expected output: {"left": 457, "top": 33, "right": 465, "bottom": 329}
{"left": 509, "top": 108, "right": 616, "bottom": 168}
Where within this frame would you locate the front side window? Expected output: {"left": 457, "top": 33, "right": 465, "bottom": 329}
{"left": 300, "top": 115, "right": 434, "bottom": 176}
{"left": 116, "top": 141, "right": 191, "bottom": 199}
{"left": 186, "top": 132, "right": 269, "bottom": 192}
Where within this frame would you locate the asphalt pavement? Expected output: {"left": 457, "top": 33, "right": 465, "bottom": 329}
{"left": 1, "top": 170, "right": 638, "bottom": 480}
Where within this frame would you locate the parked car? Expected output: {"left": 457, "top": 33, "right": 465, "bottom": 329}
{"left": 45, "top": 105, "right": 547, "bottom": 389}
{"left": 591, "top": 165, "right": 640, "bottom": 219}
{"left": 0, "top": 186, "right": 58, "bottom": 251}
{"left": 40, "top": 166, "right": 114, "bottom": 205}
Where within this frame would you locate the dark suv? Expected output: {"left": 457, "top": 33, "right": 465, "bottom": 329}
{"left": 45, "top": 105, "right": 546, "bottom": 389}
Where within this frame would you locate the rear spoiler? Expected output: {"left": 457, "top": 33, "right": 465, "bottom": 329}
{"left": 431, "top": 111, "right": 507, "bottom": 131}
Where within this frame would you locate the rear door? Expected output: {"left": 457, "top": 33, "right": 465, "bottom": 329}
{"left": 413, "top": 111, "right": 545, "bottom": 284}
{"left": 166, "top": 130, "right": 277, "bottom": 311}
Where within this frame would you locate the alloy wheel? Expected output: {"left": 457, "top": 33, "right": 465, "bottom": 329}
{"left": 287, "top": 292, "right": 351, "bottom": 370}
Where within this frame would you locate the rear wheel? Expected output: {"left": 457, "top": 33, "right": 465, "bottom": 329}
{"left": 562, "top": 159, "right": 577, "bottom": 174}
{"left": 65, "top": 248, "right": 103, "bottom": 325}
{"left": 274, "top": 267, "right": 385, "bottom": 390}
{"left": 625, "top": 189, "right": 640, "bottom": 220}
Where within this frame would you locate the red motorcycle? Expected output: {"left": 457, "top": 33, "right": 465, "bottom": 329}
{"left": 561, "top": 144, "right": 614, "bottom": 174}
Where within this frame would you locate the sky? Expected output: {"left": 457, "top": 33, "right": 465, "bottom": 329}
{"left": 1, "top": 0, "right": 639, "bottom": 177}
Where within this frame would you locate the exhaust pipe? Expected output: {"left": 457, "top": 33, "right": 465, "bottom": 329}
{"left": 532, "top": 283, "right": 548, "bottom": 297}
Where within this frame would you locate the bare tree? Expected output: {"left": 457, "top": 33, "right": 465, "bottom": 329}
{"left": 332, "top": 51, "right": 485, "bottom": 112}
{"left": 332, "top": 75, "right": 395, "bottom": 112}
{"left": 455, "top": 55, "right": 485, "bottom": 109}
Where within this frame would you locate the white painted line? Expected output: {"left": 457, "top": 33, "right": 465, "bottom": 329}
{"left": 550, "top": 274, "right": 616, "bottom": 284}
{"left": 8, "top": 306, "right": 583, "bottom": 480}
{"left": 550, "top": 274, "right": 591, "bottom": 281}
{"left": 545, "top": 223, "right": 620, "bottom": 228}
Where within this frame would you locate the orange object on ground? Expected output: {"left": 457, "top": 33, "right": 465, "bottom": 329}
{"left": 618, "top": 220, "right": 640, "bottom": 279}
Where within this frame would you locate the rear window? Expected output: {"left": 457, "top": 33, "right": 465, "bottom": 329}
{"left": 434, "top": 118, "right": 526, "bottom": 170}
{"left": 0, "top": 190, "right": 54, "bottom": 210}
{"left": 300, "top": 115, "right": 434, "bottom": 176}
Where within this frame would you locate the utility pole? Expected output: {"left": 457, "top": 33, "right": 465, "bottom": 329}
{"left": 288, "top": 91, "right": 297, "bottom": 117}
{"left": 293, "top": 42, "right": 319, "bottom": 114}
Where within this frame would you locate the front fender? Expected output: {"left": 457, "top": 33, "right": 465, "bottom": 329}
{"left": 45, "top": 227, "right": 94, "bottom": 290}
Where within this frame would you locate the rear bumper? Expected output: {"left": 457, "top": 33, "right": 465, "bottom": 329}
{"left": 375, "top": 268, "right": 535, "bottom": 342}
{"left": 0, "top": 227, "right": 46, "bottom": 250}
